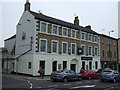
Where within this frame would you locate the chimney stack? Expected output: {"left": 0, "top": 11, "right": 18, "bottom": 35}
{"left": 24, "top": 0, "right": 31, "bottom": 11}
{"left": 74, "top": 16, "right": 79, "bottom": 26}
{"left": 85, "top": 25, "right": 91, "bottom": 30}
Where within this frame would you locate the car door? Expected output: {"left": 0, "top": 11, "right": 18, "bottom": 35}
{"left": 69, "top": 70, "right": 77, "bottom": 80}
{"left": 114, "top": 71, "right": 120, "bottom": 80}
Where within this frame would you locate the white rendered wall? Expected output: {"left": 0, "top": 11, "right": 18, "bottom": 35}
{"left": 32, "top": 54, "right": 100, "bottom": 76}
{"left": 15, "top": 11, "right": 36, "bottom": 55}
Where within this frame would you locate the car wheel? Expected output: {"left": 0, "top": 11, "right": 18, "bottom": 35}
{"left": 113, "top": 78, "right": 116, "bottom": 83}
{"left": 63, "top": 77, "right": 68, "bottom": 83}
{"left": 88, "top": 76, "right": 91, "bottom": 80}
{"left": 78, "top": 77, "right": 82, "bottom": 81}
{"left": 101, "top": 79, "right": 104, "bottom": 82}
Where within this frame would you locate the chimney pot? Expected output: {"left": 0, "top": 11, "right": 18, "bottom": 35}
{"left": 74, "top": 16, "right": 79, "bottom": 26}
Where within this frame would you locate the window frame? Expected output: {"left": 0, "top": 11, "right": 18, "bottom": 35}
{"left": 62, "top": 41, "right": 68, "bottom": 54}
{"left": 88, "top": 33, "right": 92, "bottom": 42}
{"left": 88, "top": 46, "right": 92, "bottom": 56}
{"left": 94, "top": 46, "right": 98, "bottom": 56}
{"left": 39, "top": 38, "right": 47, "bottom": 53}
{"left": 52, "top": 24, "right": 58, "bottom": 35}
{"left": 51, "top": 40, "right": 58, "bottom": 54}
{"left": 81, "top": 44, "right": 86, "bottom": 55}
{"left": 40, "top": 21, "right": 48, "bottom": 33}
{"left": 71, "top": 29, "right": 76, "bottom": 38}
{"left": 62, "top": 27, "right": 68, "bottom": 37}
{"left": 71, "top": 43, "right": 76, "bottom": 55}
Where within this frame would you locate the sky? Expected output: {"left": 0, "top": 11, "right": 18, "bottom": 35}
{"left": 0, "top": 0, "right": 119, "bottom": 47}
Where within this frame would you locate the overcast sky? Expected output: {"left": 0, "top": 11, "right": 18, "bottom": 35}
{"left": 0, "top": 0, "right": 119, "bottom": 47}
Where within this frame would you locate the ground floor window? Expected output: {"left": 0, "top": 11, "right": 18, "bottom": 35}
{"left": 89, "top": 61, "right": 92, "bottom": 70}
{"left": 52, "top": 61, "right": 57, "bottom": 71}
{"left": 28, "top": 62, "right": 31, "bottom": 69}
{"left": 82, "top": 61, "right": 85, "bottom": 70}
{"left": 95, "top": 61, "right": 98, "bottom": 69}
{"left": 63, "top": 61, "right": 67, "bottom": 70}
{"left": 39, "top": 61, "right": 45, "bottom": 69}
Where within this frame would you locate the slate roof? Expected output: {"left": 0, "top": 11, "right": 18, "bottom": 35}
{"left": 30, "top": 11, "right": 99, "bottom": 35}
{"left": 4, "top": 35, "right": 16, "bottom": 41}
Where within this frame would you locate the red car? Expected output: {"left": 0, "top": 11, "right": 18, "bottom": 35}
{"left": 80, "top": 70, "right": 100, "bottom": 80}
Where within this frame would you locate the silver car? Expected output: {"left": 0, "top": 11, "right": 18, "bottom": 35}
{"left": 51, "top": 70, "right": 82, "bottom": 82}
{"left": 101, "top": 70, "right": 120, "bottom": 83}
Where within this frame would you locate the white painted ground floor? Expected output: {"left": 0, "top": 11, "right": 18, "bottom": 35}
{"left": 2, "top": 53, "right": 101, "bottom": 76}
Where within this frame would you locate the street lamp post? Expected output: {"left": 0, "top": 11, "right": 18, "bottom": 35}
{"left": 108, "top": 30, "right": 114, "bottom": 68}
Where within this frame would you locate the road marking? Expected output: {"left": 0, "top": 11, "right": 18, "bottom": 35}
{"left": 70, "top": 85, "right": 96, "bottom": 89}
{"left": 64, "top": 84, "right": 71, "bottom": 86}
{"left": 104, "top": 87, "right": 115, "bottom": 90}
{"left": 49, "top": 85, "right": 58, "bottom": 87}
{"left": 94, "top": 80, "right": 99, "bottom": 82}
{"left": 27, "top": 81, "right": 33, "bottom": 89}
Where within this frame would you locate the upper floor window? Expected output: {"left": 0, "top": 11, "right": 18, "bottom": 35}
{"left": 94, "top": 35, "right": 98, "bottom": 43}
{"left": 81, "top": 32, "right": 86, "bottom": 40}
{"left": 41, "top": 22, "right": 47, "bottom": 33}
{"left": 62, "top": 27, "right": 68, "bottom": 37}
{"left": 88, "top": 34, "right": 92, "bottom": 42}
{"left": 62, "top": 42, "right": 68, "bottom": 54}
{"left": 40, "top": 38, "right": 47, "bottom": 53}
{"left": 81, "top": 45, "right": 86, "bottom": 55}
{"left": 71, "top": 30, "right": 76, "bottom": 38}
{"left": 71, "top": 43, "right": 76, "bottom": 55}
{"left": 88, "top": 46, "right": 92, "bottom": 56}
{"left": 52, "top": 25, "right": 58, "bottom": 35}
{"left": 94, "top": 47, "right": 98, "bottom": 56}
{"left": 52, "top": 40, "right": 58, "bottom": 53}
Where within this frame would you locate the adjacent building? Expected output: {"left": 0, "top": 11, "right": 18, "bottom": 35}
{"left": 2, "top": 1, "right": 101, "bottom": 76}
{"left": 100, "top": 34, "right": 119, "bottom": 71}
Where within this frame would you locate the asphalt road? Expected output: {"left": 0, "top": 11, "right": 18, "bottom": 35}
{"left": 2, "top": 76, "right": 120, "bottom": 90}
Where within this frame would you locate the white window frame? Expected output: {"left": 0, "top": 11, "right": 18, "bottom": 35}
{"left": 71, "top": 43, "right": 76, "bottom": 55}
{"left": 62, "top": 41, "right": 68, "bottom": 54}
{"left": 81, "top": 44, "right": 86, "bottom": 55}
{"left": 62, "top": 27, "right": 68, "bottom": 37}
{"left": 52, "top": 24, "right": 58, "bottom": 35}
{"left": 51, "top": 40, "right": 58, "bottom": 54}
{"left": 39, "top": 38, "right": 47, "bottom": 53}
{"left": 81, "top": 31, "right": 86, "bottom": 41}
{"left": 71, "top": 29, "right": 76, "bottom": 38}
{"left": 40, "top": 21, "right": 48, "bottom": 33}
{"left": 94, "top": 35, "right": 98, "bottom": 43}
{"left": 88, "top": 46, "right": 92, "bottom": 56}
{"left": 94, "top": 46, "right": 98, "bottom": 56}
{"left": 88, "top": 33, "right": 92, "bottom": 42}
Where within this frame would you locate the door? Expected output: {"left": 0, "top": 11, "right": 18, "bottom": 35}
{"left": 39, "top": 61, "right": 45, "bottom": 69}
{"left": 52, "top": 61, "right": 57, "bottom": 71}
{"left": 71, "top": 64, "right": 76, "bottom": 72}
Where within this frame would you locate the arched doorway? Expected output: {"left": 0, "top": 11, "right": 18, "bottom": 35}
{"left": 70, "top": 59, "right": 78, "bottom": 72}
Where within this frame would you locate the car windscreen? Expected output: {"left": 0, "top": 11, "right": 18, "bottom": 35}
{"left": 103, "top": 71, "right": 112, "bottom": 74}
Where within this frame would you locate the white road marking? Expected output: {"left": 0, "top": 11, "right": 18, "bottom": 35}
{"left": 27, "top": 81, "right": 33, "bottom": 89}
{"left": 49, "top": 85, "right": 58, "bottom": 87}
{"left": 70, "top": 85, "right": 96, "bottom": 89}
{"left": 104, "top": 87, "right": 115, "bottom": 90}
{"left": 94, "top": 80, "right": 99, "bottom": 82}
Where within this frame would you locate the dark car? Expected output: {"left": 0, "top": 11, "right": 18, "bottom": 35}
{"left": 101, "top": 70, "right": 120, "bottom": 83}
{"left": 80, "top": 70, "right": 100, "bottom": 80}
{"left": 51, "top": 70, "right": 82, "bottom": 82}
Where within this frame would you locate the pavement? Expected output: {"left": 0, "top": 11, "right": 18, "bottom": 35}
{"left": 2, "top": 73, "right": 51, "bottom": 81}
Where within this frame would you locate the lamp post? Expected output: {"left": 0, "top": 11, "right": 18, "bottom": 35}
{"left": 108, "top": 30, "right": 114, "bottom": 68}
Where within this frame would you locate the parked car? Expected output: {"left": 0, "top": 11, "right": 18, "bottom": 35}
{"left": 80, "top": 70, "right": 100, "bottom": 80}
{"left": 101, "top": 70, "right": 120, "bottom": 83}
{"left": 96, "top": 69, "right": 104, "bottom": 75}
{"left": 51, "top": 70, "right": 82, "bottom": 82}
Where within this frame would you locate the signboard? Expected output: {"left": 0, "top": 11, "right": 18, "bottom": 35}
{"left": 81, "top": 57, "right": 92, "bottom": 60}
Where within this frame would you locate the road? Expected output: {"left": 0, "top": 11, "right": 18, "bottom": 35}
{"left": 2, "top": 76, "right": 120, "bottom": 90}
